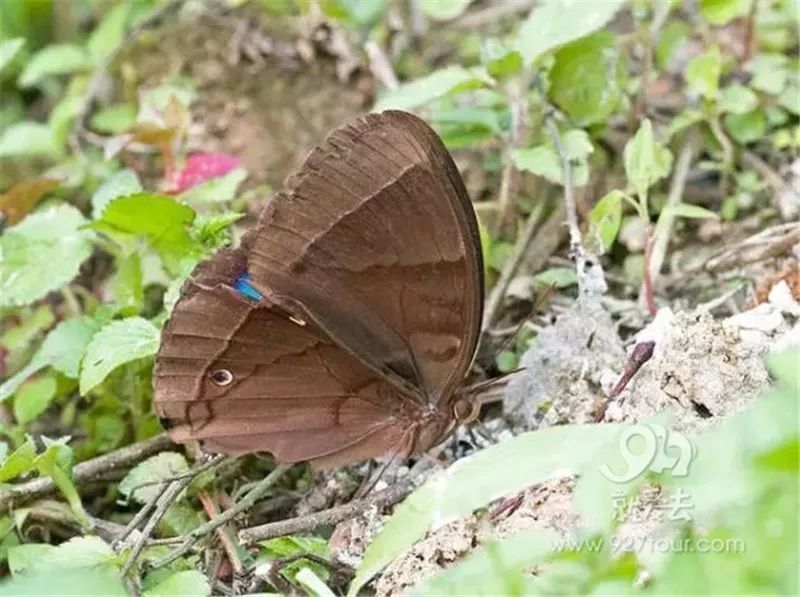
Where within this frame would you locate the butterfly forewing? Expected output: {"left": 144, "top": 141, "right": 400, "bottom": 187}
{"left": 245, "top": 110, "right": 483, "bottom": 403}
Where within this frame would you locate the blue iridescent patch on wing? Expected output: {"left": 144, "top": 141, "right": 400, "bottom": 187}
{"left": 234, "top": 274, "right": 263, "bottom": 301}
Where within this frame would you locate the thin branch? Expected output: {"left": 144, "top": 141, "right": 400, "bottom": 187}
{"left": 151, "top": 463, "right": 292, "bottom": 568}
{"left": 238, "top": 482, "right": 410, "bottom": 545}
{"left": 647, "top": 138, "right": 696, "bottom": 289}
{"left": 198, "top": 490, "right": 244, "bottom": 575}
{"left": 482, "top": 200, "right": 548, "bottom": 330}
{"left": 120, "top": 474, "right": 194, "bottom": 577}
{"left": 0, "top": 434, "right": 174, "bottom": 513}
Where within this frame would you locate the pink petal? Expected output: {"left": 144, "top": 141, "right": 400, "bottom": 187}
{"left": 170, "top": 152, "right": 242, "bottom": 192}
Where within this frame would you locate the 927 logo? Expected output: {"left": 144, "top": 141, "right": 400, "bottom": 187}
{"left": 599, "top": 423, "right": 696, "bottom": 483}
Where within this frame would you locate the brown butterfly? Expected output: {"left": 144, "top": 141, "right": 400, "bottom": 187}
{"left": 153, "top": 110, "right": 484, "bottom": 469}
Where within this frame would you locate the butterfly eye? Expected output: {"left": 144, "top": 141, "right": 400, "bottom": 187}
{"left": 210, "top": 369, "right": 234, "bottom": 386}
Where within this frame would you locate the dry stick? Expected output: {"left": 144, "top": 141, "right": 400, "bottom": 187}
{"left": 0, "top": 434, "right": 174, "bottom": 513}
{"left": 151, "top": 463, "right": 292, "bottom": 569}
{"left": 647, "top": 139, "right": 696, "bottom": 294}
{"left": 482, "top": 200, "right": 548, "bottom": 330}
{"left": 239, "top": 481, "right": 411, "bottom": 545}
{"left": 120, "top": 474, "right": 195, "bottom": 577}
{"left": 197, "top": 490, "right": 244, "bottom": 575}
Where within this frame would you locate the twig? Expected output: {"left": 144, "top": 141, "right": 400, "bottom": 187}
{"left": 198, "top": 490, "right": 244, "bottom": 575}
{"left": 594, "top": 341, "right": 656, "bottom": 421}
{"left": 647, "top": 139, "right": 696, "bottom": 288}
{"left": 151, "top": 463, "right": 292, "bottom": 568}
{"left": 482, "top": 200, "right": 548, "bottom": 330}
{"left": 0, "top": 434, "right": 174, "bottom": 513}
{"left": 120, "top": 474, "right": 194, "bottom": 576}
{"left": 454, "top": 0, "right": 535, "bottom": 29}
{"left": 238, "top": 481, "right": 410, "bottom": 545}
{"left": 365, "top": 39, "right": 399, "bottom": 90}
{"left": 494, "top": 74, "right": 531, "bottom": 237}
{"left": 702, "top": 223, "right": 800, "bottom": 273}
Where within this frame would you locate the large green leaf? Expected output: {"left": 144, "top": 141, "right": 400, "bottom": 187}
{"left": 549, "top": 32, "right": 624, "bottom": 125}
{"left": 0, "top": 205, "right": 93, "bottom": 307}
{"left": 0, "top": 121, "right": 59, "bottom": 158}
{"left": 92, "top": 193, "right": 198, "bottom": 274}
{"left": 516, "top": 0, "right": 625, "bottom": 64}
{"left": 374, "top": 66, "right": 489, "bottom": 111}
{"left": 79, "top": 317, "right": 160, "bottom": 395}
{"left": 349, "top": 424, "right": 621, "bottom": 594}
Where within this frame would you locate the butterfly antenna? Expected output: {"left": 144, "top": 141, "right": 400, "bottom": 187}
{"left": 494, "top": 282, "right": 556, "bottom": 356}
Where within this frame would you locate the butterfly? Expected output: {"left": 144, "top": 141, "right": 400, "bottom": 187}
{"left": 153, "top": 110, "right": 484, "bottom": 469}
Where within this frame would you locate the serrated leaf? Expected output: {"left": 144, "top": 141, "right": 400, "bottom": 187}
{"left": 516, "top": 0, "right": 625, "bottom": 64}
{"left": 700, "top": 0, "right": 752, "bottom": 25}
{"left": 92, "top": 193, "right": 198, "bottom": 274}
{"left": 718, "top": 84, "right": 759, "bottom": 114}
{"left": 18, "top": 44, "right": 92, "bottom": 88}
{"left": 549, "top": 32, "right": 623, "bottom": 125}
{"left": 0, "top": 121, "right": 59, "bottom": 158}
{"left": 0, "top": 38, "right": 25, "bottom": 73}
{"left": 669, "top": 202, "right": 720, "bottom": 219}
{"left": 0, "top": 204, "right": 93, "bottom": 307}
{"left": 374, "top": 66, "right": 489, "bottom": 111}
{"left": 119, "top": 452, "right": 189, "bottom": 504}
{"left": 177, "top": 168, "right": 248, "bottom": 204}
{"left": 79, "top": 318, "right": 160, "bottom": 395}
{"left": 589, "top": 189, "right": 625, "bottom": 252}
{"left": 91, "top": 169, "right": 142, "bottom": 218}
{"left": 349, "top": 424, "right": 622, "bottom": 595}
{"left": 143, "top": 570, "right": 210, "bottom": 597}
{"left": 686, "top": 46, "right": 722, "bottom": 99}
{"left": 12, "top": 375, "right": 57, "bottom": 425}
{"left": 623, "top": 119, "right": 673, "bottom": 199}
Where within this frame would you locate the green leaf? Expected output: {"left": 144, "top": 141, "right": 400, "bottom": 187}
{"left": 623, "top": 119, "right": 673, "bottom": 200}
{"left": 295, "top": 568, "right": 336, "bottom": 597}
{"left": 516, "top": 0, "right": 625, "bottom": 64}
{"left": 718, "top": 84, "right": 759, "bottom": 114}
{"left": 79, "top": 317, "right": 160, "bottom": 395}
{"left": 18, "top": 43, "right": 92, "bottom": 88}
{"left": 374, "top": 66, "right": 489, "bottom": 111}
{"left": 349, "top": 424, "right": 621, "bottom": 595}
{"left": 656, "top": 20, "right": 689, "bottom": 69}
{"left": 0, "top": 305, "right": 54, "bottom": 352}
{"left": 481, "top": 39, "right": 523, "bottom": 79}
{"left": 0, "top": 38, "right": 25, "bottom": 73}
{"left": 534, "top": 267, "right": 578, "bottom": 288}
{"left": 513, "top": 144, "right": 589, "bottom": 187}
{"left": 419, "top": 0, "right": 472, "bottom": 20}
{"left": 768, "top": 348, "right": 799, "bottom": 395}
{"left": 0, "top": 441, "right": 36, "bottom": 482}
{"left": 725, "top": 109, "right": 766, "bottom": 144}
{"left": 143, "top": 570, "right": 210, "bottom": 597}
{"left": 92, "top": 193, "right": 198, "bottom": 274}
{"left": 562, "top": 129, "right": 594, "bottom": 160}
{"left": 0, "top": 316, "right": 101, "bottom": 402}
{"left": 87, "top": 3, "right": 129, "bottom": 63}
{"left": 193, "top": 211, "right": 244, "bottom": 250}
{"left": 91, "top": 169, "right": 142, "bottom": 218}
{"left": 700, "top": 0, "right": 752, "bottom": 25}
{"left": 7, "top": 544, "right": 56, "bottom": 576}
{"left": 41, "top": 536, "right": 115, "bottom": 569}
{"left": 686, "top": 46, "right": 722, "bottom": 99}
{"left": 112, "top": 252, "right": 144, "bottom": 315}
{"left": 0, "top": 204, "right": 93, "bottom": 307}
{"left": 33, "top": 439, "right": 88, "bottom": 525}
{"left": 549, "top": 32, "right": 623, "bottom": 125}
{"left": 777, "top": 82, "right": 799, "bottom": 115}
{"left": 260, "top": 536, "right": 331, "bottom": 584}
{"left": 90, "top": 104, "right": 137, "bottom": 134}
{"left": 589, "top": 190, "right": 625, "bottom": 252}
{"left": 0, "top": 121, "right": 59, "bottom": 158}
{"left": 669, "top": 202, "right": 720, "bottom": 219}
{"left": 668, "top": 109, "right": 705, "bottom": 138}
{"left": 49, "top": 95, "right": 82, "bottom": 149}
{"left": 0, "top": 566, "right": 127, "bottom": 596}
{"left": 177, "top": 168, "right": 248, "bottom": 204}
{"left": 119, "top": 452, "right": 189, "bottom": 505}
{"left": 410, "top": 532, "right": 558, "bottom": 595}
{"left": 12, "top": 375, "right": 57, "bottom": 425}
{"left": 748, "top": 53, "right": 788, "bottom": 95}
